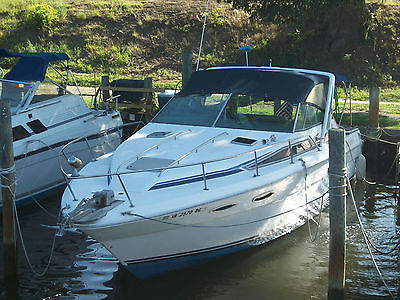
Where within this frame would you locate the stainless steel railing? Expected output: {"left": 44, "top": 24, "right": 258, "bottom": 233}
{"left": 60, "top": 131, "right": 317, "bottom": 206}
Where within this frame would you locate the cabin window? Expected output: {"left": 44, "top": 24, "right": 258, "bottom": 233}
{"left": 27, "top": 119, "right": 48, "bottom": 134}
{"left": 215, "top": 95, "right": 296, "bottom": 132}
{"left": 292, "top": 140, "right": 313, "bottom": 155}
{"left": 31, "top": 83, "right": 64, "bottom": 104}
{"left": 245, "top": 138, "right": 315, "bottom": 169}
{"left": 295, "top": 103, "right": 324, "bottom": 131}
{"left": 12, "top": 125, "right": 31, "bottom": 142}
{"left": 0, "top": 81, "right": 32, "bottom": 109}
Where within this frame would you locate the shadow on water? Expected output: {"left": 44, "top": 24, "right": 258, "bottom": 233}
{"left": 0, "top": 181, "right": 399, "bottom": 299}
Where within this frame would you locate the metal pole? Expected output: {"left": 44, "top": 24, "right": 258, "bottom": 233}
{"left": 1, "top": 99, "right": 18, "bottom": 298}
{"left": 201, "top": 163, "right": 208, "bottom": 190}
{"left": 328, "top": 128, "right": 346, "bottom": 300}
{"left": 196, "top": 0, "right": 210, "bottom": 71}
{"left": 254, "top": 151, "right": 259, "bottom": 177}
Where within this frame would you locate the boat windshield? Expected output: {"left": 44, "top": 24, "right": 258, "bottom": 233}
{"left": 153, "top": 85, "right": 326, "bottom": 132}
{"left": 153, "top": 93, "right": 297, "bottom": 132}
{"left": 0, "top": 79, "right": 33, "bottom": 111}
{"left": 152, "top": 93, "right": 230, "bottom": 126}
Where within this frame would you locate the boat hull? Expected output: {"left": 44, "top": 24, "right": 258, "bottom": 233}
{"left": 78, "top": 160, "right": 330, "bottom": 278}
{"left": 0, "top": 128, "right": 122, "bottom": 209}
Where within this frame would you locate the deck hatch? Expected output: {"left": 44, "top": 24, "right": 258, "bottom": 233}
{"left": 146, "top": 131, "right": 173, "bottom": 138}
{"left": 231, "top": 137, "right": 257, "bottom": 146}
{"left": 127, "top": 157, "right": 175, "bottom": 172}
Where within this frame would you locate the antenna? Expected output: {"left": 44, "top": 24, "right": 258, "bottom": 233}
{"left": 239, "top": 46, "right": 252, "bottom": 67}
{"left": 196, "top": 0, "right": 210, "bottom": 71}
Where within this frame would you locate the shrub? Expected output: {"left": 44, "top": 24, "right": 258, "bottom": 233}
{"left": 27, "top": 3, "right": 55, "bottom": 31}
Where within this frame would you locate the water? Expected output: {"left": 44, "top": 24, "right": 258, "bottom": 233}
{"left": 0, "top": 182, "right": 399, "bottom": 299}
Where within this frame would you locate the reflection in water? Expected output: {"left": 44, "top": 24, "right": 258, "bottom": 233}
{"left": 0, "top": 182, "right": 399, "bottom": 299}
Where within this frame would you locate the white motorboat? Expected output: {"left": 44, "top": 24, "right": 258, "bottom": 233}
{"left": 0, "top": 49, "right": 123, "bottom": 208}
{"left": 60, "top": 66, "right": 364, "bottom": 278}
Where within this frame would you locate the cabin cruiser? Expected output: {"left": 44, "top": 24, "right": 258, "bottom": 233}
{"left": 60, "top": 66, "right": 364, "bottom": 278}
{"left": 0, "top": 49, "right": 123, "bottom": 208}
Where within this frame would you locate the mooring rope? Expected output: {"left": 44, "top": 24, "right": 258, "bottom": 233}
{"left": 360, "top": 129, "right": 398, "bottom": 146}
{"left": 299, "top": 158, "right": 325, "bottom": 243}
{"left": 31, "top": 194, "right": 59, "bottom": 219}
{"left": 346, "top": 175, "right": 396, "bottom": 299}
{"left": 0, "top": 165, "right": 16, "bottom": 190}
{"left": 1, "top": 177, "right": 63, "bottom": 277}
{"left": 13, "top": 198, "right": 63, "bottom": 277}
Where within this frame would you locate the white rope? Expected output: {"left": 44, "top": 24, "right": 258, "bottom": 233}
{"left": 13, "top": 198, "right": 61, "bottom": 277}
{"left": 346, "top": 175, "right": 395, "bottom": 299}
{"left": 0, "top": 164, "right": 15, "bottom": 175}
{"left": 299, "top": 158, "right": 324, "bottom": 242}
{"left": 0, "top": 165, "right": 16, "bottom": 189}
{"left": 196, "top": 0, "right": 210, "bottom": 71}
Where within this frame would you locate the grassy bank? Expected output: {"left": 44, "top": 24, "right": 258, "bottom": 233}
{"left": 1, "top": 0, "right": 400, "bottom": 127}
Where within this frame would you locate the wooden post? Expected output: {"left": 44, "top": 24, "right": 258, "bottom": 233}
{"left": 101, "top": 75, "right": 110, "bottom": 101}
{"left": 328, "top": 128, "right": 346, "bottom": 299}
{"left": 182, "top": 50, "right": 193, "bottom": 87}
{"left": 397, "top": 142, "right": 400, "bottom": 226}
{"left": 144, "top": 77, "right": 153, "bottom": 122}
{"left": 1, "top": 99, "right": 18, "bottom": 298}
{"left": 369, "top": 86, "right": 379, "bottom": 128}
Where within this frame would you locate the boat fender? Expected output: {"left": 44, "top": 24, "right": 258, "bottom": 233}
{"left": 355, "top": 154, "right": 366, "bottom": 181}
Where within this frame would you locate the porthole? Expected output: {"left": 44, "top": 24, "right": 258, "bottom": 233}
{"left": 26, "top": 119, "right": 47, "bottom": 134}
{"left": 211, "top": 203, "right": 236, "bottom": 212}
{"left": 252, "top": 192, "right": 274, "bottom": 202}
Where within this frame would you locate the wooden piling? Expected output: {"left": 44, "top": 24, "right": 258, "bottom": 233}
{"left": 182, "top": 50, "right": 193, "bottom": 87}
{"left": 143, "top": 77, "right": 153, "bottom": 123}
{"left": 1, "top": 99, "right": 18, "bottom": 298}
{"left": 101, "top": 75, "right": 110, "bottom": 101}
{"left": 328, "top": 128, "right": 346, "bottom": 300}
{"left": 369, "top": 86, "right": 379, "bottom": 128}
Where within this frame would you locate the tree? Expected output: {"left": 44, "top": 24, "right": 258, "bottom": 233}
{"left": 221, "top": 0, "right": 365, "bottom": 24}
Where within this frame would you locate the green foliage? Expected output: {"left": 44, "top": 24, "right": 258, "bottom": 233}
{"left": 207, "top": 8, "right": 224, "bottom": 27}
{"left": 26, "top": 3, "right": 56, "bottom": 31}
{"left": 204, "top": 50, "right": 225, "bottom": 66}
{"left": 76, "top": 12, "right": 87, "bottom": 20}
{"left": 287, "top": 29, "right": 303, "bottom": 41}
{"left": 222, "top": 0, "right": 365, "bottom": 23}
{"left": 55, "top": 3, "right": 68, "bottom": 20}
{"left": 174, "top": 24, "right": 191, "bottom": 33}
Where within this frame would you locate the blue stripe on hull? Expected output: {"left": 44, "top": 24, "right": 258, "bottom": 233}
{"left": 124, "top": 239, "right": 255, "bottom": 279}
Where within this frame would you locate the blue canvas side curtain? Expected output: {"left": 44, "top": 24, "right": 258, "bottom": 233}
{"left": 0, "top": 48, "right": 69, "bottom": 82}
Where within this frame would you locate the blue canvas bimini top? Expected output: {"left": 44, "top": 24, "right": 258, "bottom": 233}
{"left": 0, "top": 48, "right": 69, "bottom": 82}
{"left": 178, "top": 68, "right": 329, "bottom": 104}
